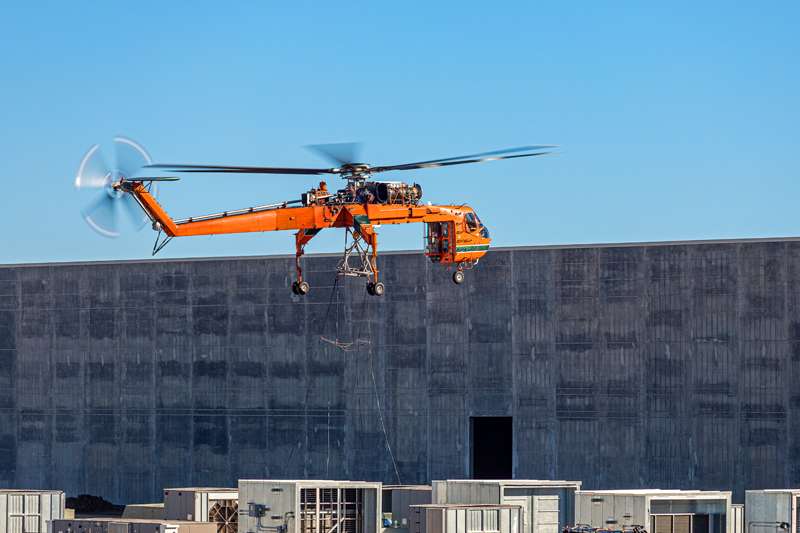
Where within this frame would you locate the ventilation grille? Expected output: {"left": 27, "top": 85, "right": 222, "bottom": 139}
{"left": 208, "top": 500, "right": 239, "bottom": 533}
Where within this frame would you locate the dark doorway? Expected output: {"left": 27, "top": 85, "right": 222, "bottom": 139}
{"left": 470, "top": 416, "right": 513, "bottom": 479}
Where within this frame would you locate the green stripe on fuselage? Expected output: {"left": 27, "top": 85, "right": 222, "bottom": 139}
{"left": 456, "top": 244, "right": 490, "bottom": 252}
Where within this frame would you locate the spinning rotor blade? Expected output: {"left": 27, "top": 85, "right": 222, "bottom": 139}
{"left": 121, "top": 192, "right": 148, "bottom": 229}
{"left": 394, "top": 145, "right": 556, "bottom": 167}
{"left": 144, "top": 143, "right": 555, "bottom": 178}
{"left": 75, "top": 144, "right": 111, "bottom": 189}
{"left": 371, "top": 149, "right": 553, "bottom": 173}
{"left": 114, "top": 136, "right": 151, "bottom": 228}
{"left": 306, "top": 142, "right": 362, "bottom": 166}
{"left": 82, "top": 191, "right": 121, "bottom": 238}
{"left": 114, "top": 136, "right": 152, "bottom": 178}
{"left": 146, "top": 163, "right": 336, "bottom": 175}
{"left": 76, "top": 135, "right": 156, "bottom": 237}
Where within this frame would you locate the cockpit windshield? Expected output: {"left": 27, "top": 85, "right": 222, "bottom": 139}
{"left": 465, "top": 212, "right": 479, "bottom": 232}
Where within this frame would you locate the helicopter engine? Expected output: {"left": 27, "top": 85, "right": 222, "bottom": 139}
{"left": 361, "top": 181, "right": 423, "bottom": 205}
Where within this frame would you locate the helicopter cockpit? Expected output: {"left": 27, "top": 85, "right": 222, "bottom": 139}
{"left": 465, "top": 211, "right": 490, "bottom": 238}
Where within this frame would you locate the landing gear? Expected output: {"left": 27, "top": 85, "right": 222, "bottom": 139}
{"left": 291, "top": 280, "right": 310, "bottom": 295}
{"left": 453, "top": 269, "right": 465, "bottom": 284}
{"left": 367, "top": 282, "right": 385, "bottom": 297}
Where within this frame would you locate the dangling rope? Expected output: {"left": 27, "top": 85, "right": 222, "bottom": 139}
{"left": 311, "top": 234, "right": 395, "bottom": 481}
{"left": 318, "top": 231, "right": 371, "bottom": 351}
{"left": 368, "top": 345, "right": 402, "bottom": 485}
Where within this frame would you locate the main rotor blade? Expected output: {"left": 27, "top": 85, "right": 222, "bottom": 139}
{"left": 306, "top": 142, "right": 362, "bottom": 166}
{"left": 374, "top": 145, "right": 556, "bottom": 171}
{"left": 371, "top": 150, "right": 553, "bottom": 173}
{"left": 146, "top": 163, "right": 338, "bottom": 175}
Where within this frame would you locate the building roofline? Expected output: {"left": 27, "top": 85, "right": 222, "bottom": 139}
{"left": 4, "top": 235, "right": 800, "bottom": 269}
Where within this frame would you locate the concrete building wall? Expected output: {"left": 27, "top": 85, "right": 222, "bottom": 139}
{"left": 1, "top": 239, "right": 800, "bottom": 503}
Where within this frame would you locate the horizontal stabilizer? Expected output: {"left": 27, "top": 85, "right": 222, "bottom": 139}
{"left": 129, "top": 176, "right": 181, "bottom": 182}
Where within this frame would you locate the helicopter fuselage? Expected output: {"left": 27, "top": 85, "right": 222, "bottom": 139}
{"left": 127, "top": 179, "right": 491, "bottom": 269}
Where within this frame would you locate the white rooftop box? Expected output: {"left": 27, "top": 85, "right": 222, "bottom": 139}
{"left": 0, "top": 489, "right": 64, "bottom": 533}
{"left": 575, "top": 490, "right": 733, "bottom": 533}
{"left": 238, "top": 480, "right": 382, "bottom": 533}
{"left": 409, "top": 504, "right": 522, "bottom": 533}
{"left": 745, "top": 489, "right": 800, "bottom": 533}
{"left": 163, "top": 488, "right": 238, "bottom": 533}
{"left": 382, "top": 486, "right": 432, "bottom": 528}
{"left": 50, "top": 518, "right": 217, "bottom": 533}
{"left": 432, "top": 480, "right": 582, "bottom": 533}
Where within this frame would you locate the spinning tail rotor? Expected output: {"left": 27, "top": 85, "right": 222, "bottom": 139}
{"left": 75, "top": 136, "right": 155, "bottom": 237}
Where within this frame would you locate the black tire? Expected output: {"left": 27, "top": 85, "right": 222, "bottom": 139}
{"left": 372, "top": 282, "right": 385, "bottom": 296}
{"left": 291, "top": 281, "right": 299, "bottom": 295}
{"left": 453, "top": 270, "right": 465, "bottom": 284}
{"left": 366, "top": 282, "right": 375, "bottom": 295}
{"left": 297, "top": 281, "right": 310, "bottom": 295}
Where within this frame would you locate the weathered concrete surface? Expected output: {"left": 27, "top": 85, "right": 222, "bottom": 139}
{"left": 1, "top": 238, "right": 799, "bottom": 503}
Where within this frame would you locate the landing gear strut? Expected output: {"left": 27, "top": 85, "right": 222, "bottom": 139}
{"left": 292, "top": 229, "right": 320, "bottom": 296}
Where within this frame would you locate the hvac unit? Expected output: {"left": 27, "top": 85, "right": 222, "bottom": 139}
{"left": 0, "top": 489, "right": 64, "bottom": 533}
{"left": 575, "top": 490, "right": 733, "bottom": 533}
{"left": 409, "top": 504, "right": 523, "bottom": 533}
{"left": 163, "top": 488, "right": 238, "bottom": 533}
{"left": 745, "top": 490, "right": 800, "bottom": 533}
{"left": 431, "top": 479, "right": 582, "bottom": 533}
{"left": 238, "top": 480, "right": 382, "bottom": 533}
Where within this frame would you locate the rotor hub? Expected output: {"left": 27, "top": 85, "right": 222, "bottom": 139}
{"left": 340, "top": 163, "right": 370, "bottom": 175}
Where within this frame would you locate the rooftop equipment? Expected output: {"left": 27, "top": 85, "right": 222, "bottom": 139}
{"left": 744, "top": 490, "right": 800, "bottom": 533}
{"left": 731, "top": 505, "right": 743, "bottom": 533}
{"left": 238, "top": 480, "right": 382, "bottom": 533}
{"left": 409, "top": 504, "right": 523, "bottom": 533}
{"left": 574, "top": 490, "right": 733, "bottom": 533}
{"left": 49, "top": 518, "right": 217, "bottom": 533}
{"left": 431, "top": 480, "right": 582, "bottom": 533}
{"left": 163, "top": 488, "right": 238, "bottom": 533}
{"left": 122, "top": 505, "right": 164, "bottom": 521}
{"left": 0, "top": 489, "right": 64, "bottom": 533}
{"left": 382, "top": 486, "right": 432, "bottom": 530}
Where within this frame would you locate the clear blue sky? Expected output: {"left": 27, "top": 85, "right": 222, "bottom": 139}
{"left": 1, "top": 1, "right": 798, "bottom": 264}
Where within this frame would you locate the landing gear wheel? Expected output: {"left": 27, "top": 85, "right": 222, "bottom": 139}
{"left": 366, "top": 283, "right": 375, "bottom": 295}
{"left": 372, "top": 282, "right": 385, "bottom": 296}
{"left": 453, "top": 270, "right": 465, "bottom": 284}
{"left": 292, "top": 280, "right": 309, "bottom": 295}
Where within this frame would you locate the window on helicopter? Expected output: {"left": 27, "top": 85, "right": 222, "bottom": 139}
{"left": 465, "top": 212, "right": 478, "bottom": 232}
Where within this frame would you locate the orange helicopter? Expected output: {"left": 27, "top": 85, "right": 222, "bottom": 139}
{"left": 75, "top": 138, "right": 552, "bottom": 296}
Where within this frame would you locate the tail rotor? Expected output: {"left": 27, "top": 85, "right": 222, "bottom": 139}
{"left": 75, "top": 136, "right": 154, "bottom": 237}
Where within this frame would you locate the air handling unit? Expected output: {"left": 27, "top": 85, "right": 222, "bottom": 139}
{"left": 409, "top": 504, "right": 523, "bottom": 533}
{"left": 574, "top": 490, "right": 733, "bottom": 533}
{"left": 745, "top": 489, "right": 800, "bottom": 533}
{"left": 49, "top": 518, "right": 218, "bottom": 533}
{"left": 163, "top": 488, "right": 238, "bottom": 533}
{"left": 431, "top": 480, "right": 582, "bottom": 533}
{"left": 238, "top": 480, "right": 382, "bottom": 533}
{"left": 0, "top": 489, "right": 64, "bottom": 533}
{"left": 382, "top": 486, "right": 432, "bottom": 529}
